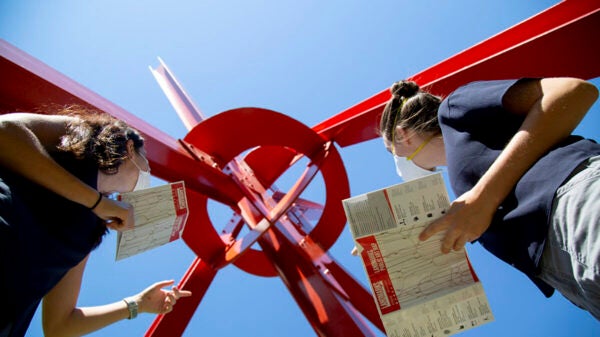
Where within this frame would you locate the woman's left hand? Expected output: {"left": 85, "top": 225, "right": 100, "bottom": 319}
{"left": 92, "top": 196, "right": 135, "bottom": 231}
{"left": 418, "top": 189, "right": 495, "bottom": 253}
{"left": 134, "top": 280, "right": 192, "bottom": 314}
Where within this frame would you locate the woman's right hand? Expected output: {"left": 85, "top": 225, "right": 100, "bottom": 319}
{"left": 419, "top": 188, "right": 495, "bottom": 253}
{"left": 132, "top": 280, "right": 193, "bottom": 315}
{"left": 91, "top": 196, "right": 135, "bottom": 231}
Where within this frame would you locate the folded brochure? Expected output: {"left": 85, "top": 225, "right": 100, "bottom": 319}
{"left": 342, "top": 173, "right": 494, "bottom": 337}
{"left": 115, "top": 181, "right": 189, "bottom": 261}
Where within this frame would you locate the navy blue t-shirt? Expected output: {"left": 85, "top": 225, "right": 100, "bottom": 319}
{"left": 438, "top": 79, "right": 600, "bottom": 297}
{"left": 0, "top": 152, "right": 107, "bottom": 337}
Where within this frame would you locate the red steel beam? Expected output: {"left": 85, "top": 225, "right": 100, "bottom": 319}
{"left": 147, "top": 56, "right": 383, "bottom": 336}
{"left": 0, "top": 39, "right": 244, "bottom": 208}
{"left": 313, "top": 0, "right": 600, "bottom": 147}
{"left": 1, "top": 1, "right": 598, "bottom": 336}
{"left": 145, "top": 258, "right": 218, "bottom": 337}
{"left": 256, "top": 226, "right": 377, "bottom": 337}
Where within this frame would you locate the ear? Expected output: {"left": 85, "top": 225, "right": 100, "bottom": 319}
{"left": 395, "top": 126, "right": 414, "bottom": 146}
{"left": 126, "top": 139, "right": 136, "bottom": 157}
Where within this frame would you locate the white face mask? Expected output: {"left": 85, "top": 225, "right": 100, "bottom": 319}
{"left": 393, "top": 155, "right": 435, "bottom": 181}
{"left": 391, "top": 133, "right": 436, "bottom": 182}
{"left": 133, "top": 169, "right": 151, "bottom": 191}
{"left": 131, "top": 154, "right": 151, "bottom": 191}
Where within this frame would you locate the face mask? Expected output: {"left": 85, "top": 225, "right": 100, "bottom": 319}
{"left": 393, "top": 155, "right": 435, "bottom": 181}
{"left": 131, "top": 154, "right": 151, "bottom": 191}
{"left": 392, "top": 134, "right": 436, "bottom": 181}
{"left": 133, "top": 169, "right": 152, "bottom": 191}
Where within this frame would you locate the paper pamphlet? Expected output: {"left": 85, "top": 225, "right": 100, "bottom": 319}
{"left": 115, "top": 181, "right": 189, "bottom": 261}
{"left": 342, "top": 173, "right": 494, "bottom": 337}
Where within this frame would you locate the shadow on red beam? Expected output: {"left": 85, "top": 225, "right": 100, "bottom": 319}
{"left": 323, "top": 260, "right": 384, "bottom": 331}
{"left": 258, "top": 228, "right": 380, "bottom": 337}
{"left": 313, "top": 0, "right": 600, "bottom": 147}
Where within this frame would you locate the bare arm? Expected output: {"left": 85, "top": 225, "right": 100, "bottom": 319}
{"left": 420, "top": 77, "right": 599, "bottom": 252}
{"left": 0, "top": 112, "right": 134, "bottom": 228}
{"left": 42, "top": 256, "right": 192, "bottom": 337}
{"left": 42, "top": 256, "right": 129, "bottom": 337}
{"left": 0, "top": 113, "right": 100, "bottom": 208}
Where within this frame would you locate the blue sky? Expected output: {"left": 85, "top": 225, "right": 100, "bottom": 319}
{"left": 2, "top": 1, "right": 599, "bottom": 336}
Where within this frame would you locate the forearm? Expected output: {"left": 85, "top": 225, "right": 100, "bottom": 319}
{"left": 473, "top": 78, "right": 599, "bottom": 207}
{"left": 471, "top": 129, "right": 547, "bottom": 209}
{"left": 43, "top": 255, "right": 190, "bottom": 337}
{"left": 44, "top": 281, "right": 190, "bottom": 337}
{"left": 44, "top": 302, "right": 131, "bottom": 337}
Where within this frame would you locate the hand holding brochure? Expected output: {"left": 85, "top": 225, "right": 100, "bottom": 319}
{"left": 342, "top": 173, "right": 494, "bottom": 337}
{"left": 115, "top": 181, "right": 189, "bottom": 261}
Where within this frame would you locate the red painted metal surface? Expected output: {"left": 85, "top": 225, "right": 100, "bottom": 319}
{"left": 1, "top": 1, "right": 599, "bottom": 336}
{"left": 145, "top": 257, "right": 218, "bottom": 337}
{"left": 147, "top": 1, "right": 600, "bottom": 332}
{"left": 313, "top": 0, "right": 600, "bottom": 147}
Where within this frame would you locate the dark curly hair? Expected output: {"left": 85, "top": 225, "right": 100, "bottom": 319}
{"left": 47, "top": 104, "right": 145, "bottom": 174}
{"left": 379, "top": 80, "right": 442, "bottom": 143}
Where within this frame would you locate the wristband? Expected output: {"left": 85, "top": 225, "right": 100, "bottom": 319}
{"left": 89, "top": 191, "right": 103, "bottom": 211}
{"left": 123, "top": 297, "right": 138, "bottom": 319}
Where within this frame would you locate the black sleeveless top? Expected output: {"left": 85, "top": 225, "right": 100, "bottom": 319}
{"left": 0, "top": 152, "right": 107, "bottom": 337}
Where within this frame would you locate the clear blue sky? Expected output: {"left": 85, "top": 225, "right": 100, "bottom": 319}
{"left": 2, "top": 1, "right": 599, "bottom": 336}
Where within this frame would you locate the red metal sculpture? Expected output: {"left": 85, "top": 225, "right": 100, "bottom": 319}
{"left": 0, "top": 1, "right": 598, "bottom": 336}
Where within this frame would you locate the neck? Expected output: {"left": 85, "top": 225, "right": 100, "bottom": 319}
{"left": 426, "top": 135, "right": 446, "bottom": 166}
{"left": 412, "top": 134, "right": 446, "bottom": 169}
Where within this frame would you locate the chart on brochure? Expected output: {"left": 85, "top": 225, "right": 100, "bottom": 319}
{"left": 115, "top": 181, "right": 189, "bottom": 261}
{"left": 343, "top": 173, "right": 494, "bottom": 337}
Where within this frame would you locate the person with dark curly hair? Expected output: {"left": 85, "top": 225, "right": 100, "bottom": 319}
{"left": 379, "top": 77, "right": 600, "bottom": 319}
{"left": 0, "top": 106, "right": 191, "bottom": 337}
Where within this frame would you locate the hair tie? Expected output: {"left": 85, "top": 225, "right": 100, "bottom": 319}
{"left": 394, "top": 97, "right": 408, "bottom": 125}
{"left": 390, "top": 97, "right": 409, "bottom": 150}
{"left": 89, "top": 191, "right": 103, "bottom": 211}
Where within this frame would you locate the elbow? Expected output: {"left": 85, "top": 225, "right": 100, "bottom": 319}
{"left": 43, "top": 316, "right": 73, "bottom": 337}
{"left": 548, "top": 78, "right": 600, "bottom": 123}
{"left": 0, "top": 119, "right": 24, "bottom": 140}
{"left": 581, "top": 80, "right": 599, "bottom": 103}
{"left": 43, "top": 325, "right": 75, "bottom": 337}
{"left": 43, "top": 318, "right": 63, "bottom": 337}
{"left": 42, "top": 307, "right": 87, "bottom": 337}
{"left": 0, "top": 117, "right": 19, "bottom": 129}
{"left": 43, "top": 324, "right": 62, "bottom": 337}
{"left": 0, "top": 119, "right": 12, "bottom": 135}
{"left": 570, "top": 78, "right": 599, "bottom": 107}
